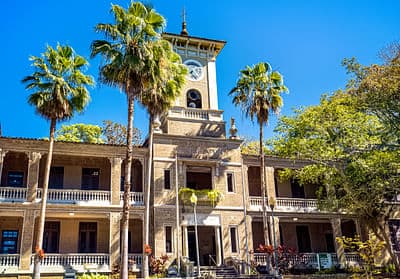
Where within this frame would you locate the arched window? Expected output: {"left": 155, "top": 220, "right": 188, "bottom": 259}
{"left": 186, "top": 89, "right": 202, "bottom": 109}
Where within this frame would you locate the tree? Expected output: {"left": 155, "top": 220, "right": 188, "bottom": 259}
{"left": 56, "top": 123, "right": 104, "bottom": 143}
{"left": 271, "top": 91, "right": 400, "bottom": 269}
{"left": 139, "top": 39, "right": 187, "bottom": 276}
{"left": 230, "top": 62, "right": 288, "bottom": 246}
{"left": 22, "top": 44, "right": 93, "bottom": 279}
{"left": 102, "top": 120, "right": 141, "bottom": 145}
{"left": 91, "top": 2, "right": 165, "bottom": 278}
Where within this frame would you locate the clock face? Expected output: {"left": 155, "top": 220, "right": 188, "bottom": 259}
{"left": 184, "top": 60, "right": 204, "bottom": 81}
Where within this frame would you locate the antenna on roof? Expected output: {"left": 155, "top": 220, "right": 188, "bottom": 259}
{"left": 181, "top": 7, "right": 188, "bottom": 36}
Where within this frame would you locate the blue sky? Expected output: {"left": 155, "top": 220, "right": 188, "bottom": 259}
{"left": 1, "top": 0, "right": 399, "bottom": 141}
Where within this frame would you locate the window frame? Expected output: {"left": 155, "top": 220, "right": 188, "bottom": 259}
{"left": 226, "top": 172, "right": 235, "bottom": 193}
{"left": 165, "top": 225, "right": 173, "bottom": 254}
{"left": 164, "top": 169, "right": 171, "bottom": 190}
{"left": 229, "top": 226, "right": 239, "bottom": 254}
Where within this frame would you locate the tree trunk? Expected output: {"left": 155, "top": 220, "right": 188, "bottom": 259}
{"left": 120, "top": 95, "right": 134, "bottom": 279}
{"left": 143, "top": 117, "right": 154, "bottom": 278}
{"left": 260, "top": 123, "right": 270, "bottom": 246}
{"left": 33, "top": 118, "right": 56, "bottom": 279}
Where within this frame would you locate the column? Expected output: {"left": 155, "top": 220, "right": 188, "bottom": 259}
{"left": 215, "top": 226, "right": 222, "bottom": 266}
{"left": 331, "top": 218, "right": 345, "bottom": 267}
{"left": 265, "top": 167, "right": 276, "bottom": 199}
{"left": 269, "top": 216, "right": 280, "bottom": 247}
{"left": 182, "top": 226, "right": 188, "bottom": 259}
{"left": 26, "top": 152, "right": 42, "bottom": 202}
{"left": 109, "top": 157, "right": 122, "bottom": 205}
{"left": 0, "top": 149, "right": 7, "bottom": 185}
{"left": 109, "top": 212, "right": 121, "bottom": 268}
{"left": 20, "top": 209, "right": 37, "bottom": 270}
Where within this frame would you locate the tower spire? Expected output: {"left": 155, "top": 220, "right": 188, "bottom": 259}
{"left": 181, "top": 7, "right": 188, "bottom": 36}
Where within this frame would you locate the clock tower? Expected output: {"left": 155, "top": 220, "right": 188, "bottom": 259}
{"left": 161, "top": 23, "right": 226, "bottom": 138}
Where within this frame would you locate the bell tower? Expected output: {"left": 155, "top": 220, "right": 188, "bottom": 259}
{"left": 161, "top": 17, "right": 226, "bottom": 138}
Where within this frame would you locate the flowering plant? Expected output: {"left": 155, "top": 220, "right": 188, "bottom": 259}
{"left": 35, "top": 246, "right": 45, "bottom": 260}
{"left": 144, "top": 244, "right": 152, "bottom": 255}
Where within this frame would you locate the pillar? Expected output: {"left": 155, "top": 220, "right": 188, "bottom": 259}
{"left": 270, "top": 216, "right": 280, "bottom": 247}
{"left": 26, "top": 152, "right": 42, "bottom": 202}
{"left": 109, "top": 157, "right": 122, "bottom": 205}
{"left": 331, "top": 218, "right": 345, "bottom": 267}
{"left": 109, "top": 212, "right": 121, "bottom": 268}
{"left": 0, "top": 149, "right": 7, "bottom": 185}
{"left": 215, "top": 226, "right": 222, "bottom": 266}
{"left": 183, "top": 226, "right": 188, "bottom": 258}
{"left": 20, "top": 209, "right": 37, "bottom": 270}
{"left": 265, "top": 167, "right": 276, "bottom": 199}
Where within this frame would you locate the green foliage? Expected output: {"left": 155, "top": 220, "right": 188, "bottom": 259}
{"left": 102, "top": 120, "right": 141, "bottom": 145}
{"left": 77, "top": 273, "right": 108, "bottom": 279}
{"left": 337, "top": 233, "right": 386, "bottom": 278}
{"left": 178, "top": 187, "right": 224, "bottom": 206}
{"left": 23, "top": 44, "right": 94, "bottom": 122}
{"left": 56, "top": 123, "right": 104, "bottom": 144}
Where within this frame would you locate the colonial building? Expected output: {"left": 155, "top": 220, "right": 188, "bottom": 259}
{"left": 0, "top": 26, "right": 368, "bottom": 278}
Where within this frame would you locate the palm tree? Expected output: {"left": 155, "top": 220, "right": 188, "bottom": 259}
{"left": 229, "top": 62, "right": 287, "bottom": 247}
{"left": 90, "top": 2, "right": 165, "bottom": 278}
{"left": 22, "top": 44, "right": 93, "bottom": 279}
{"left": 140, "top": 39, "right": 187, "bottom": 277}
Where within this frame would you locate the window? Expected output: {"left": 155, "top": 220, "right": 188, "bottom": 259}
{"left": 49, "top": 167, "right": 64, "bottom": 189}
{"left": 230, "top": 227, "right": 238, "bottom": 253}
{"left": 7, "top": 171, "right": 24, "bottom": 187}
{"left": 43, "top": 222, "right": 60, "bottom": 253}
{"left": 165, "top": 226, "right": 172, "bottom": 253}
{"left": 296, "top": 225, "right": 311, "bottom": 252}
{"left": 1, "top": 230, "right": 18, "bottom": 253}
{"left": 79, "top": 222, "right": 97, "bottom": 253}
{"left": 164, "top": 170, "right": 171, "bottom": 190}
{"left": 227, "top": 173, "right": 234, "bottom": 192}
{"left": 291, "top": 179, "right": 305, "bottom": 198}
{"left": 81, "top": 168, "right": 100, "bottom": 190}
{"left": 186, "top": 89, "right": 202, "bottom": 109}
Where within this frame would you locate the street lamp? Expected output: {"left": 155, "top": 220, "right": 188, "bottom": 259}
{"left": 269, "top": 197, "right": 279, "bottom": 277}
{"left": 190, "top": 193, "right": 201, "bottom": 277}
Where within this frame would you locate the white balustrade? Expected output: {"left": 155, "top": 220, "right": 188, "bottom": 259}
{"left": 249, "top": 196, "right": 319, "bottom": 212}
{"left": 167, "top": 107, "right": 223, "bottom": 121}
{"left": 37, "top": 189, "right": 110, "bottom": 204}
{"left": 120, "top": 192, "right": 144, "bottom": 206}
{"left": 128, "top": 254, "right": 143, "bottom": 266}
{"left": 0, "top": 187, "right": 27, "bottom": 201}
{"left": 36, "top": 253, "right": 109, "bottom": 267}
{"left": 0, "top": 254, "right": 19, "bottom": 266}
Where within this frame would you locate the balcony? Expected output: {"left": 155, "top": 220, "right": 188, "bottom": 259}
{"left": 168, "top": 107, "right": 223, "bottom": 121}
{"left": 31, "top": 253, "right": 110, "bottom": 273}
{"left": 0, "top": 187, "right": 27, "bottom": 202}
{"left": 253, "top": 252, "right": 362, "bottom": 269}
{"left": 0, "top": 187, "right": 144, "bottom": 206}
{"left": 249, "top": 197, "right": 319, "bottom": 213}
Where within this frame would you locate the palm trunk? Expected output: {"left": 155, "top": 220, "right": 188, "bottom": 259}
{"left": 33, "top": 118, "right": 56, "bottom": 279}
{"left": 260, "top": 123, "right": 270, "bottom": 246}
{"left": 120, "top": 95, "right": 134, "bottom": 279}
{"left": 144, "top": 116, "right": 154, "bottom": 278}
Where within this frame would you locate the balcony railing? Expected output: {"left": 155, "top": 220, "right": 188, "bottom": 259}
{"left": 31, "top": 253, "right": 110, "bottom": 273}
{"left": 253, "top": 252, "right": 363, "bottom": 269}
{"left": 120, "top": 192, "right": 144, "bottom": 206}
{"left": 249, "top": 196, "right": 319, "bottom": 213}
{"left": 0, "top": 254, "right": 19, "bottom": 266}
{"left": 168, "top": 107, "right": 223, "bottom": 121}
{"left": 37, "top": 189, "right": 111, "bottom": 205}
{"left": 0, "top": 187, "right": 27, "bottom": 201}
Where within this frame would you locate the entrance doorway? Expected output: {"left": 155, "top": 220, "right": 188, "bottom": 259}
{"left": 187, "top": 226, "right": 218, "bottom": 266}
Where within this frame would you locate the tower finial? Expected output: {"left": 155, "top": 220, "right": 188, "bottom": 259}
{"left": 181, "top": 7, "right": 188, "bottom": 36}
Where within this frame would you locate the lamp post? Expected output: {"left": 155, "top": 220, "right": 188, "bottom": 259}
{"left": 269, "top": 197, "right": 279, "bottom": 277}
{"left": 190, "top": 193, "right": 201, "bottom": 277}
